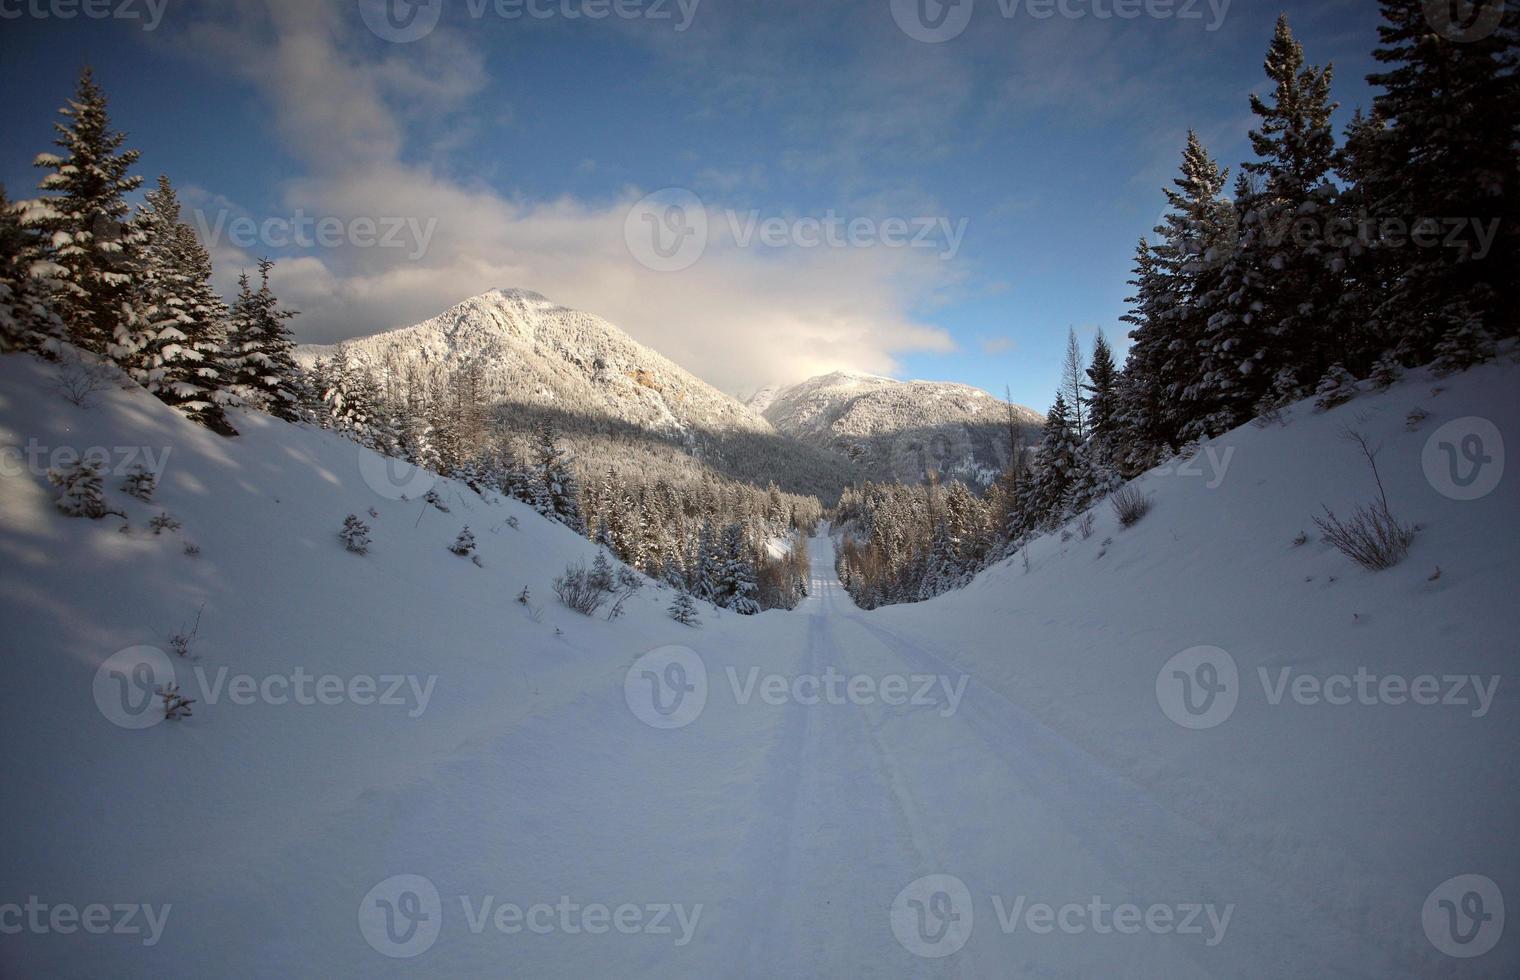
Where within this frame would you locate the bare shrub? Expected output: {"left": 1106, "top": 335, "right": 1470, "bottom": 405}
{"left": 1111, "top": 485, "right": 1152, "bottom": 528}
{"left": 168, "top": 605, "right": 205, "bottom": 658}
{"left": 553, "top": 560, "right": 608, "bottom": 616}
{"left": 51, "top": 352, "right": 113, "bottom": 408}
{"left": 1077, "top": 511, "right": 1095, "bottom": 540}
{"left": 1311, "top": 428, "right": 1415, "bottom": 571}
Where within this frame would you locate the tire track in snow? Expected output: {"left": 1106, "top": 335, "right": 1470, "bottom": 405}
{"left": 839, "top": 605, "right": 1433, "bottom": 977}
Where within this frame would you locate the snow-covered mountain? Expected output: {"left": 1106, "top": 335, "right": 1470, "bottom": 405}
{"left": 752, "top": 370, "right": 1045, "bottom": 486}
{"left": 298, "top": 289, "right": 856, "bottom": 499}
{"left": 298, "top": 288, "right": 770, "bottom": 437}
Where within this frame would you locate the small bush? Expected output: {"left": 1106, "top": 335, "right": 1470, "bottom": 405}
{"left": 1313, "top": 503, "right": 1414, "bottom": 571}
{"left": 553, "top": 560, "right": 609, "bottom": 616}
{"left": 423, "top": 489, "right": 449, "bottom": 512}
{"left": 168, "top": 606, "right": 204, "bottom": 657}
{"left": 121, "top": 464, "right": 158, "bottom": 502}
{"left": 1312, "top": 427, "right": 1416, "bottom": 571}
{"left": 1077, "top": 511, "right": 1095, "bottom": 540}
{"left": 149, "top": 513, "right": 181, "bottom": 535}
{"left": 1111, "top": 485, "right": 1152, "bottom": 528}
{"left": 450, "top": 526, "right": 476, "bottom": 557}
{"left": 340, "top": 514, "right": 371, "bottom": 554}
{"left": 1292, "top": 530, "right": 1308, "bottom": 547}
{"left": 51, "top": 352, "right": 113, "bottom": 408}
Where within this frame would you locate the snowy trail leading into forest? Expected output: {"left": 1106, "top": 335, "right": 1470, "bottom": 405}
{"left": 4, "top": 353, "right": 1516, "bottom": 978}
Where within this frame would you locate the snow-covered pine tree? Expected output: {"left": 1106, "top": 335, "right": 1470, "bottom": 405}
{"left": 339, "top": 514, "right": 371, "bottom": 554}
{"left": 21, "top": 68, "right": 144, "bottom": 355}
{"left": 1313, "top": 364, "right": 1359, "bottom": 411}
{"left": 532, "top": 419, "right": 582, "bottom": 534}
{"left": 1365, "top": 352, "right": 1402, "bottom": 390}
{"left": 1083, "top": 329, "right": 1119, "bottom": 463}
{"left": 1023, "top": 391, "right": 1082, "bottom": 529}
{"left": 1212, "top": 17, "right": 1341, "bottom": 413}
{"left": 449, "top": 526, "right": 476, "bottom": 557}
{"left": 1147, "top": 133, "right": 1236, "bottom": 441}
{"left": 589, "top": 550, "right": 614, "bottom": 592}
{"left": 668, "top": 590, "right": 701, "bottom": 627}
{"left": 0, "top": 185, "right": 65, "bottom": 354}
{"left": 121, "top": 463, "right": 157, "bottom": 501}
{"left": 225, "top": 258, "right": 302, "bottom": 420}
{"left": 48, "top": 459, "right": 111, "bottom": 518}
{"left": 1115, "top": 238, "right": 1180, "bottom": 471}
{"left": 321, "top": 347, "right": 378, "bottom": 440}
{"left": 1430, "top": 316, "right": 1498, "bottom": 376}
{"left": 1355, "top": 0, "right": 1519, "bottom": 363}
{"left": 718, "top": 522, "right": 761, "bottom": 614}
{"left": 129, "top": 176, "right": 235, "bottom": 434}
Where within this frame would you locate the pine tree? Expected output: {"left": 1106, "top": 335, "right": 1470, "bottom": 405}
{"left": 0, "top": 185, "right": 64, "bottom": 353}
{"left": 1312, "top": 364, "right": 1359, "bottom": 411}
{"left": 1115, "top": 238, "right": 1173, "bottom": 470}
{"left": 225, "top": 258, "right": 302, "bottom": 420}
{"left": 449, "top": 526, "right": 476, "bottom": 557}
{"left": 48, "top": 459, "right": 110, "bottom": 518}
{"left": 668, "top": 590, "right": 701, "bottom": 627}
{"left": 1356, "top": 0, "right": 1519, "bottom": 360}
{"left": 533, "top": 419, "right": 582, "bottom": 533}
{"left": 128, "top": 176, "right": 235, "bottom": 434}
{"left": 21, "top": 68, "right": 143, "bottom": 355}
{"left": 1149, "top": 133, "right": 1237, "bottom": 439}
{"left": 718, "top": 522, "right": 760, "bottom": 614}
{"left": 1024, "top": 391, "right": 1083, "bottom": 528}
{"left": 340, "top": 514, "right": 371, "bottom": 554}
{"left": 1083, "top": 329, "right": 1119, "bottom": 461}
{"left": 1212, "top": 17, "right": 1341, "bottom": 411}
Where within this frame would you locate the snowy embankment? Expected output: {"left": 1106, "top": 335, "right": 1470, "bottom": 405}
{"left": 1, "top": 349, "right": 1516, "bottom": 977}
{"left": 867, "top": 351, "right": 1519, "bottom": 973}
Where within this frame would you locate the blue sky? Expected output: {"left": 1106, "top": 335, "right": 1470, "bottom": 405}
{"left": 0, "top": 0, "right": 1382, "bottom": 408}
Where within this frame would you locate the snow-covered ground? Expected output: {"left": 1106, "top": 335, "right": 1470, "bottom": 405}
{"left": 1, "top": 350, "right": 1515, "bottom": 977}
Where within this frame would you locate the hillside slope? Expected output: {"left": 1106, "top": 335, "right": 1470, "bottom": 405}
{"left": 1, "top": 350, "right": 1515, "bottom": 976}
{"left": 298, "top": 289, "right": 857, "bottom": 500}
{"left": 754, "top": 370, "right": 1044, "bottom": 487}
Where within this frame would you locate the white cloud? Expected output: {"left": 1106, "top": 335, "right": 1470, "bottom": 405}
{"left": 158, "top": 0, "right": 960, "bottom": 393}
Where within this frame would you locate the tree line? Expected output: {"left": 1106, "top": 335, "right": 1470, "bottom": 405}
{"left": 837, "top": 2, "right": 1516, "bottom": 608}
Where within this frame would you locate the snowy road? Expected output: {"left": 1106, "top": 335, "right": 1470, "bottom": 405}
{"left": 306, "top": 530, "right": 1405, "bottom": 979}
{"left": 286, "top": 530, "right": 1466, "bottom": 977}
